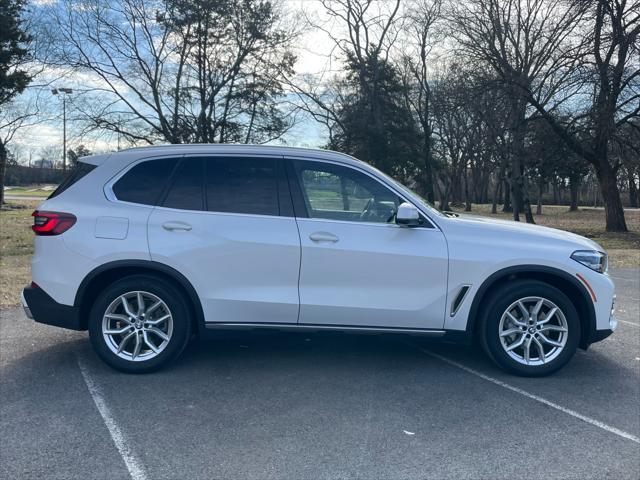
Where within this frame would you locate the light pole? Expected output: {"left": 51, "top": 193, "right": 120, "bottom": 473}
{"left": 51, "top": 88, "right": 73, "bottom": 172}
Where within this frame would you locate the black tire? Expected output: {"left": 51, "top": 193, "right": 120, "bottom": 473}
{"left": 479, "top": 279, "right": 580, "bottom": 377}
{"left": 88, "top": 274, "right": 192, "bottom": 373}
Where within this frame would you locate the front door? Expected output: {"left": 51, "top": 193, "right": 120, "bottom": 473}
{"left": 288, "top": 158, "right": 448, "bottom": 329}
{"left": 148, "top": 155, "right": 300, "bottom": 324}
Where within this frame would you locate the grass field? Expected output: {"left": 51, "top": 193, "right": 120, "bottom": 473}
{"left": 0, "top": 200, "right": 638, "bottom": 306}
{"left": 0, "top": 200, "right": 39, "bottom": 305}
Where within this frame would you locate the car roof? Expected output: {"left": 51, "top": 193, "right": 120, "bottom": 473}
{"left": 80, "top": 144, "right": 367, "bottom": 169}
{"left": 121, "top": 144, "right": 364, "bottom": 164}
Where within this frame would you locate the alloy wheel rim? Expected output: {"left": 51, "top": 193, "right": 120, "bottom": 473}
{"left": 499, "top": 296, "right": 568, "bottom": 366}
{"left": 102, "top": 291, "right": 173, "bottom": 362}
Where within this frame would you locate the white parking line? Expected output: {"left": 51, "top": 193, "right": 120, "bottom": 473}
{"left": 417, "top": 348, "right": 640, "bottom": 445}
{"left": 610, "top": 276, "right": 639, "bottom": 283}
{"left": 618, "top": 319, "right": 639, "bottom": 327}
{"left": 77, "top": 358, "right": 148, "bottom": 480}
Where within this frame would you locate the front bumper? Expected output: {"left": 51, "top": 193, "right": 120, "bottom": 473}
{"left": 21, "top": 284, "right": 84, "bottom": 331}
{"left": 585, "top": 304, "right": 617, "bottom": 347}
{"left": 590, "top": 327, "right": 615, "bottom": 343}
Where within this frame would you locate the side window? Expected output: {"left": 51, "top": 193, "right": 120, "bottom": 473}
{"left": 205, "top": 157, "right": 279, "bottom": 216}
{"left": 113, "top": 158, "right": 176, "bottom": 205}
{"left": 162, "top": 158, "right": 204, "bottom": 211}
{"left": 293, "top": 161, "right": 401, "bottom": 223}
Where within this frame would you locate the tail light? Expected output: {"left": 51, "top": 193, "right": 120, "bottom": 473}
{"left": 32, "top": 211, "right": 77, "bottom": 236}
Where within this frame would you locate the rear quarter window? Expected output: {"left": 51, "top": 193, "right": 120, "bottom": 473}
{"left": 113, "top": 158, "right": 177, "bottom": 205}
{"left": 48, "top": 162, "right": 96, "bottom": 199}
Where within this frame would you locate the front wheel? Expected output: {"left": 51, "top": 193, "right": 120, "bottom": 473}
{"left": 88, "top": 275, "right": 192, "bottom": 373}
{"left": 480, "top": 280, "right": 580, "bottom": 377}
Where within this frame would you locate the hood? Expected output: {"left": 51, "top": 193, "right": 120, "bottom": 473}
{"left": 447, "top": 213, "right": 604, "bottom": 252}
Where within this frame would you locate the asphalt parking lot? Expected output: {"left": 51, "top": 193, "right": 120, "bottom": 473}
{"left": 1, "top": 268, "right": 639, "bottom": 480}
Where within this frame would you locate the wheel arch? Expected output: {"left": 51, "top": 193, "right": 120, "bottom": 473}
{"left": 467, "top": 265, "right": 596, "bottom": 349}
{"left": 75, "top": 260, "right": 205, "bottom": 333}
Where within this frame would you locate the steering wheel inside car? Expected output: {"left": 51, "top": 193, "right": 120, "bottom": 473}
{"left": 359, "top": 198, "right": 396, "bottom": 223}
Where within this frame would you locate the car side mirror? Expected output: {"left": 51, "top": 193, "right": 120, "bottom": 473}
{"left": 396, "top": 202, "right": 420, "bottom": 227}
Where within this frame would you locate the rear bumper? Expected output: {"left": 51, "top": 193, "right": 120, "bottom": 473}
{"left": 21, "top": 284, "right": 84, "bottom": 331}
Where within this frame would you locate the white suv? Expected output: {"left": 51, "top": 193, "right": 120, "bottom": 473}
{"left": 21, "top": 145, "right": 617, "bottom": 375}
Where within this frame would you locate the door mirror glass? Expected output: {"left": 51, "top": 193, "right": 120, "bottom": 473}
{"left": 396, "top": 202, "right": 420, "bottom": 226}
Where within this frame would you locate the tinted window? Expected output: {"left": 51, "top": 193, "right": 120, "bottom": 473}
{"left": 113, "top": 158, "right": 176, "bottom": 205}
{"left": 205, "top": 157, "right": 279, "bottom": 216}
{"left": 293, "top": 161, "right": 401, "bottom": 223}
{"left": 48, "top": 162, "right": 96, "bottom": 199}
{"left": 162, "top": 159, "right": 204, "bottom": 210}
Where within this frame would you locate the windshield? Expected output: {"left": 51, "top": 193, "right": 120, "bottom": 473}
{"left": 376, "top": 169, "right": 446, "bottom": 218}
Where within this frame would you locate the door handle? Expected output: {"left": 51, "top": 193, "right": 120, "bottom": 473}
{"left": 162, "top": 221, "right": 192, "bottom": 232}
{"left": 309, "top": 231, "right": 339, "bottom": 243}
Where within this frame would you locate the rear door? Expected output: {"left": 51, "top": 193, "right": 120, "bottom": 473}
{"left": 288, "top": 158, "right": 449, "bottom": 330}
{"left": 148, "top": 155, "right": 301, "bottom": 324}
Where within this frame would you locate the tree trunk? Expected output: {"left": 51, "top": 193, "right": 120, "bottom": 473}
{"left": 482, "top": 172, "right": 490, "bottom": 203}
{"left": 434, "top": 177, "right": 443, "bottom": 206}
{"left": 628, "top": 169, "right": 639, "bottom": 208}
{"left": 569, "top": 176, "right": 579, "bottom": 212}
{"left": 471, "top": 162, "right": 483, "bottom": 203}
{"left": 450, "top": 173, "right": 461, "bottom": 207}
{"left": 509, "top": 158, "right": 535, "bottom": 223}
{"left": 502, "top": 179, "right": 512, "bottom": 212}
{"left": 464, "top": 171, "right": 472, "bottom": 211}
{"left": 595, "top": 161, "right": 627, "bottom": 232}
{"left": 523, "top": 189, "right": 535, "bottom": 223}
{"left": 491, "top": 176, "right": 501, "bottom": 214}
{"left": 536, "top": 177, "right": 544, "bottom": 215}
{"left": 422, "top": 129, "right": 435, "bottom": 203}
{"left": 507, "top": 95, "right": 534, "bottom": 223}
{"left": 509, "top": 164, "right": 521, "bottom": 221}
{"left": 0, "top": 142, "right": 6, "bottom": 206}
{"left": 493, "top": 155, "right": 508, "bottom": 214}
{"left": 440, "top": 179, "right": 451, "bottom": 212}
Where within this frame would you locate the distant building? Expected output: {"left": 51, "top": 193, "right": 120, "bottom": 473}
{"left": 38, "top": 159, "right": 54, "bottom": 169}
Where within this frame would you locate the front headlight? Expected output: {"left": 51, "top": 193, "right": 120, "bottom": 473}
{"left": 571, "top": 250, "right": 608, "bottom": 273}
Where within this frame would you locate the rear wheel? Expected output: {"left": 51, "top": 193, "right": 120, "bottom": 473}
{"left": 480, "top": 280, "right": 580, "bottom": 377}
{"left": 88, "top": 275, "right": 192, "bottom": 373}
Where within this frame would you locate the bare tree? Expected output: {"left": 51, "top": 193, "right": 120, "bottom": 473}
{"left": 313, "top": 0, "right": 402, "bottom": 79}
{"left": 287, "top": 73, "right": 348, "bottom": 147}
{"left": 0, "top": 0, "right": 38, "bottom": 204}
{"left": 524, "top": 0, "right": 640, "bottom": 231}
{"left": 449, "top": 0, "right": 591, "bottom": 224}
{"left": 614, "top": 119, "right": 640, "bottom": 207}
{"left": 45, "top": 0, "right": 298, "bottom": 145}
{"left": 431, "top": 64, "right": 500, "bottom": 211}
{"left": 290, "top": 0, "right": 403, "bottom": 161}
{"left": 0, "top": 98, "right": 41, "bottom": 203}
{"left": 400, "top": 0, "right": 443, "bottom": 203}
{"left": 468, "top": 75, "right": 512, "bottom": 209}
